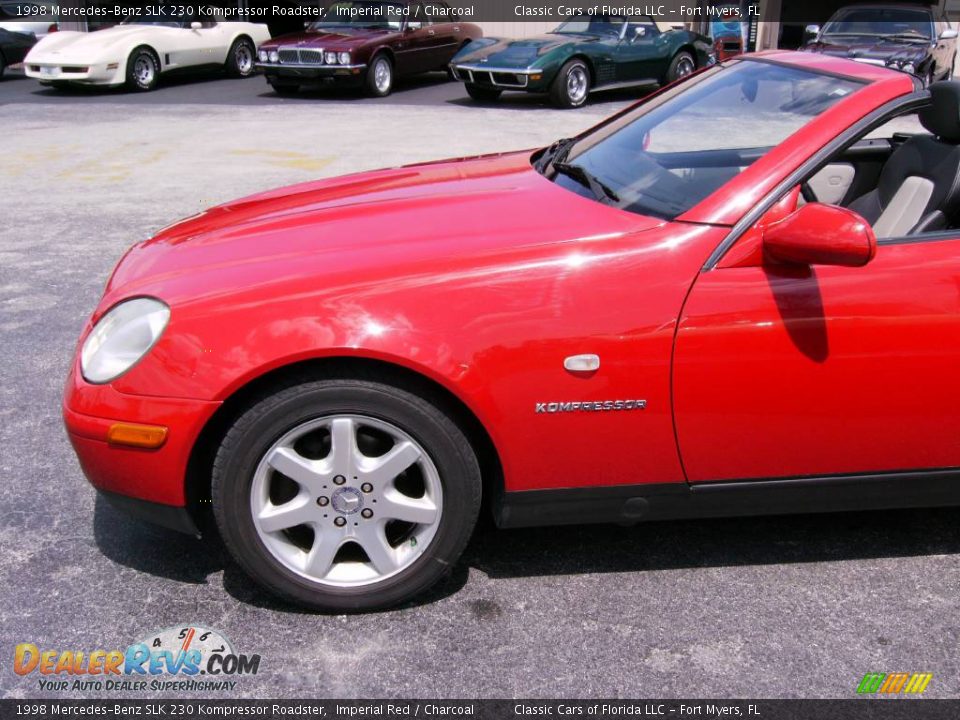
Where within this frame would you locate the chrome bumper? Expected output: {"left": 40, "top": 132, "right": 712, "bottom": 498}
{"left": 450, "top": 64, "right": 539, "bottom": 89}
{"left": 257, "top": 61, "right": 367, "bottom": 70}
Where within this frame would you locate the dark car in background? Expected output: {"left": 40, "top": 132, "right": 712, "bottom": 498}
{"left": 257, "top": 0, "right": 482, "bottom": 97}
{"left": 803, "top": 3, "right": 957, "bottom": 86}
{"left": 449, "top": 14, "right": 714, "bottom": 109}
{"left": 0, "top": 26, "right": 36, "bottom": 78}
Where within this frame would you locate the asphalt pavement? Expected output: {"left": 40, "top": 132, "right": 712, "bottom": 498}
{"left": 2, "top": 67, "right": 960, "bottom": 701}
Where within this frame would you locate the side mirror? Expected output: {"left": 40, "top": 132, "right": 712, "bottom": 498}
{"left": 804, "top": 24, "right": 821, "bottom": 40}
{"left": 763, "top": 203, "right": 876, "bottom": 268}
{"left": 632, "top": 26, "right": 646, "bottom": 42}
{"left": 190, "top": 21, "right": 202, "bottom": 30}
{"left": 940, "top": 28, "right": 958, "bottom": 40}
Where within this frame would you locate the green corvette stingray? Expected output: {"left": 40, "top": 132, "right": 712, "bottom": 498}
{"left": 450, "top": 15, "right": 716, "bottom": 108}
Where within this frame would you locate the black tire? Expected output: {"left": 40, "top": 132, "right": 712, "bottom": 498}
{"left": 0, "top": 53, "right": 6, "bottom": 80}
{"left": 365, "top": 52, "right": 393, "bottom": 97}
{"left": 665, "top": 50, "right": 696, "bottom": 84}
{"left": 225, "top": 36, "right": 256, "bottom": 78}
{"left": 125, "top": 46, "right": 159, "bottom": 92}
{"left": 464, "top": 83, "right": 501, "bottom": 102}
{"left": 212, "top": 378, "right": 482, "bottom": 612}
{"left": 549, "top": 59, "right": 590, "bottom": 109}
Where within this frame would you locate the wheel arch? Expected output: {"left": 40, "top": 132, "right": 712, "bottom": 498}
{"left": 128, "top": 43, "right": 162, "bottom": 72}
{"left": 675, "top": 44, "right": 698, "bottom": 63}
{"left": 229, "top": 33, "right": 255, "bottom": 52}
{"left": 567, "top": 53, "right": 596, "bottom": 84}
{"left": 185, "top": 355, "right": 504, "bottom": 529}
{"left": 370, "top": 45, "right": 396, "bottom": 66}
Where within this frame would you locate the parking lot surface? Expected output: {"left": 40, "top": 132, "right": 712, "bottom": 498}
{"left": 2, "top": 69, "right": 960, "bottom": 700}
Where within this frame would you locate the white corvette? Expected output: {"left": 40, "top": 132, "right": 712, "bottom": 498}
{"left": 24, "top": 19, "right": 271, "bottom": 91}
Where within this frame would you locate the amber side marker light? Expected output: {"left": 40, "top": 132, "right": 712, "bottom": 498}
{"left": 107, "top": 423, "right": 168, "bottom": 449}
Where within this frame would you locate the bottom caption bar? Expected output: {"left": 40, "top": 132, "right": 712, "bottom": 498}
{"left": 3, "top": 700, "right": 960, "bottom": 720}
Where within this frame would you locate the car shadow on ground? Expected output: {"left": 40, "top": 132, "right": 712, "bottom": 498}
{"left": 253, "top": 72, "right": 454, "bottom": 104}
{"left": 93, "top": 493, "right": 960, "bottom": 614}
{"left": 444, "top": 84, "right": 658, "bottom": 112}
{"left": 26, "top": 69, "right": 256, "bottom": 99}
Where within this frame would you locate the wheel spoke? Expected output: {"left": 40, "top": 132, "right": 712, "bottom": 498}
{"left": 380, "top": 489, "right": 439, "bottom": 525}
{"left": 267, "top": 446, "right": 325, "bottom": 492}
{"left": 304, "top": 529, "right": 343, "bottom": 579}
{"left": 363, "top": 441, "right": 420, "bottom": 485}
{"left": 257, "top": 494, "right": 315, "bottom": 533}
{"left": 330, "top": 417, "right": 358, "bottom": 475}
{"left": 357, "top": 523, "right": 399, "bottom": 575}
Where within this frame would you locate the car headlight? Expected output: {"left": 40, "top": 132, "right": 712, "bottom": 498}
{"left": 269, "top": 49, "right": 279, "bottom": 63}
{"left": 338, "top": 51, "right": 351, "bottom": 65}
{"left": 902, "top": 62, "right": 916, "bottom": 75}
{"left": 80, "top": 298, "right": 170, "bottom": 384}
{"left": 258, "top": 49, "right": 269, "bottom": 62}
{"left": 325, "top": 51, "right": 338, "bottom": 65}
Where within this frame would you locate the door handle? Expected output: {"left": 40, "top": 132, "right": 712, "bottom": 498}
{"left": 428, "top": 29, "right": 435, "bottom": 35}
{"left": 454, "top": 26, "right": 460, "bottom": 32}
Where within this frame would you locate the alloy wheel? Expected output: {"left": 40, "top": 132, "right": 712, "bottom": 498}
{"left": 134, "top": 54, "right": 155, "bottom": 87}
{"left": 235, "top": 43, "right": 254, "bottom": 76}
{"left": 374, "top": 57, "right": 392, "bottom": 94}
{"left": 676, "top": 56, "right": 695, "bottom": 78}
{"left": 250, "top": 414, "right": 443, "bottom": 587}
{"left": 566, "top": 64, "right": 588, "bottom": 105}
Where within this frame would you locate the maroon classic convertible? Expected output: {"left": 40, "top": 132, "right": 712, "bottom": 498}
{"left": 256, "top": 0, "right": 482, "bottom": 96}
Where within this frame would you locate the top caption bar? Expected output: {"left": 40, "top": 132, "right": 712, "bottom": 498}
{"left": 11, "top": 0, "right": 926, "bottom": 25}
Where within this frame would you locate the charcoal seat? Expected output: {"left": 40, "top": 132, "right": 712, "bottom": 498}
{"left": 848, "top": 81, "right": 960, "bottom": 237}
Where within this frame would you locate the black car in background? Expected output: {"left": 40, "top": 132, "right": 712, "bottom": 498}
{"left": 0, "top": 27, "right": 36, "bottom": 78}
{"left": 802, "top": 3, "right": 957, "bottom": 86}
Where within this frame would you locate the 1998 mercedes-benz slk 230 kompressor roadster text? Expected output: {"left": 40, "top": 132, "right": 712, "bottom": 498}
{"left": 65, "top": 51, "right": 960, "bottom": 610}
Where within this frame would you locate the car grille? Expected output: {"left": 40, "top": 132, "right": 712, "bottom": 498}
{"left": 278, "top": 47, "right": 325, "bottom": 65}
{"left": 456, "top": 67, "right": 529, "bottom": 88}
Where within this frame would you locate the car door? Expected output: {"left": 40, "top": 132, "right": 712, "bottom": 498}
{"left": 422, "top": 2, "right": 462, "bottom": 67}
{"left": 166, "top": 11, "right": 225, "bottom": 69}
{"left": 614, "top": 19, "right": 668, "bottom": 83}
{"left": 673, "top": 200, "right": 960, "bottom": 483}
{"left": 393, "top": 5, "right": 434, "bottom": 76}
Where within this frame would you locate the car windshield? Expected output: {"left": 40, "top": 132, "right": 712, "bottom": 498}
{"left": 822, "top": 8, "right": 932, "bottom": 39}
{"left": 547, "top": 60, "right": 862, "bottom": 220}
{"left": 554, "top": 16, "right": 626, "bottom": 36}
{"left": 310, "top": 1, "right": 406, "bottom": 30}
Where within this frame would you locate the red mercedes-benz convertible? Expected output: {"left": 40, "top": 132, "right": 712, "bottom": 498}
{"left": 65, "top": 50, "right": 960, "bottom": 611}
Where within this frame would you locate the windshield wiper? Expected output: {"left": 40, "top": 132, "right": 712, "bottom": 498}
{"left": 552, "top": 162, "right": 620, "bottom": 205}
{"left": 535, "top": 137, "right": 577, "bottom": 173}
{"left": 881, "top": 32, "right": 929, "bottom": 43}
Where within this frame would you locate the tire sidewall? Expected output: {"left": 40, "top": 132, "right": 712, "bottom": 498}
{"left": 667, "top": 51, "right": 695, "bottom": 84}
{"left": 552, "top": 59, "right": 589, "bottom": 109}
{"left": 366, "top": 54, "right": 393, "bottom": 97}
{"left": 228, "top": 38, "right": 255, "bottom": 77}
{"left": 213, "top": 381, "right": 480, "bottom": 611}
{"left": 126, "top": 47, "right": 158, "bottom": 91}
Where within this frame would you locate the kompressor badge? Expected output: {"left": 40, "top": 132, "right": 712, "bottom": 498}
{"left": 535, "top": 400, "right": 647, "bottom": 414}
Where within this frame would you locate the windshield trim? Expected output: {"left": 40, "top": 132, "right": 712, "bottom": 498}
{"left": 537, "top": 57, "right": 873, "bottom": 222}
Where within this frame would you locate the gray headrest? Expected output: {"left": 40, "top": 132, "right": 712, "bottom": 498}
{"left": 920, "top": 81, "right": 960, "bottom": 143}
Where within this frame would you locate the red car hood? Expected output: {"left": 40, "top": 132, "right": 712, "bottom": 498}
{"left": 262, "top": 28, "right": 393, "bottom": 49}
{"left": 104, "top": 152, "right": 665, "bottom": 306}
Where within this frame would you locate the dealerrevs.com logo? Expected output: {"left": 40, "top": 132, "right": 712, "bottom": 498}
{"left": 856, "top": 672, "right": 933, "bottom": 695}
{"left": 13, "top": 625, "right": 261, "bottom": 693}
